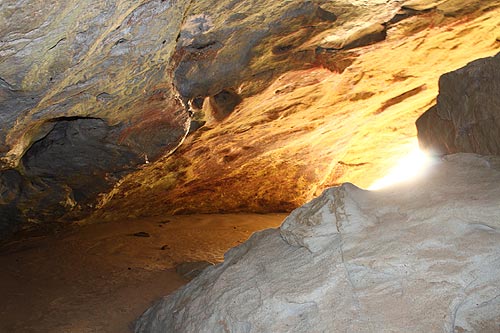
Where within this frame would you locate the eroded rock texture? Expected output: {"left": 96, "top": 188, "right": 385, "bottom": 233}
{"left": 135, "top": 153, "right": 500, "bottom": 333}
{"left": 90, "top": 0, "right": 500, "bottom": 222}
{"left": 1, "top": 0, "right": 500, "bottom": 234}
{"left": 19, "top": 117, "right": 141, "bottom": 221}
{"left": 417, "top": 52, "right": 500, "bottom": 155}
{"left": 0, "top": 0, "right": 191, "bottom": 234}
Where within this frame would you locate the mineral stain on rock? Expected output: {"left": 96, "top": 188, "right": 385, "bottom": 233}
{"left": 1, "top": 0, "right": 499, "bottom": 235}
{"left": 0, "top": 0, "right": 500, "bottom": 332}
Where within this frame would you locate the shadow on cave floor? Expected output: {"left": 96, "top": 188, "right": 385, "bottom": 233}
{"left": 0, "top": 213, "right": 286, "bottom": 333}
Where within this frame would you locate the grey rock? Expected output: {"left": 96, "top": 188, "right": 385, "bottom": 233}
{"left": 0, "top": 170, "right": 23, "bottom": 237}
{"left": 0, "top": 0, "right": 191, "bottom": 230}
{"left": 417, "top": 52, "right": 500, "bottom": 155}
{"left": 135, "top": 154, "right": 500, "bottom": 333}
{"left": 176, "top": 261, "right": 214, "bottom": 280}
{"left": 14, "top": 117, "right": 140, "bottom": 224}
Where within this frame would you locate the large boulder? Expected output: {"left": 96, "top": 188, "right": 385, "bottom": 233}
{"left": 417, "top": 52, "right": 500, "bottom": 155}
{"left": 135, "top": 153, "right": 500, "bottom": 332}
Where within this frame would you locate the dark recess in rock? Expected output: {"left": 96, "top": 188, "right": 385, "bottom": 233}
{"left": 343, "top": 25, "right": 387, "bottom": 50}
{"left": 130, "top": 232, "right": 150, "bottom": 238}
{"left": 0, "top": 77, "right": 16, "bottom": 91}
{"left": 190, "top": 97, "right": 205, "bottom": 110}
{"left": 188, "top": 120, "right": 206, "bottom": 135}
{"left": 272, "top": 44, "right": 294, "bottom": 55}
{"left": 375, "top": 84, "right": 426, "bottom": 114}
{"left": 15, "top": 117, "right": 140, "bottom": 224}
{"left": 114, "top": 38, "right": 128, "bottom": 45}
{"left": 315, "top": 6, "right": 337, "bottom": 22}
{"left": 208, "top": 89, "right": 242, "bottom": 121}
{"left": 188, "top": 41, "right": 219, "bottom": 51}
{"left": 390, "top": 7, "right": 426, "bottom": 24}
{"left": 0, "top": 170, "right": 23, "bottom": 238}
{"left": 96, "top": 92, "right": 114, "bottom": 103}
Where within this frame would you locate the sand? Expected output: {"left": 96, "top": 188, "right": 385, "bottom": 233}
{"left": 0, "top": 213, "right": 286, "bottom": 333}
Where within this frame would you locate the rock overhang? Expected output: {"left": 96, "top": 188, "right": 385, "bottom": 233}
{"left": 1, "top": 0, "right": 500, "bottom": 236}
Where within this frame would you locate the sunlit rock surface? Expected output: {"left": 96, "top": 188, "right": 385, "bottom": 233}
{"left": 417, "top": 52, "right": 500, "bottom": 155}
{"left": 0, "top": 0, "right": 405, "bottom": 233}
{"left": 1, "top": 0, "right": 500, "bottom": 234}
{"left": 135, "top": 153, "right": 500, "bottom": 332}
{"left": 91, "top": 1, "right": 500, "bottom": 222}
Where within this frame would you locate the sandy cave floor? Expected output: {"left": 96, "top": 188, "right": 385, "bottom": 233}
{"left": 0, "top": 213, "right": 286, "bottom": 333}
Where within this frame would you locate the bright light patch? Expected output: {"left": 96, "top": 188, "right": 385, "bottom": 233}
{"left": 368, "top": 142, "right": 431, "bottom": 190}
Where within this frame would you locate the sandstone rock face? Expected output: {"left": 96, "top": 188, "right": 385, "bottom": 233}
{"left": 0, "top": 0, "right": 191, "bottom": 234}
{"left": 90, "top": 1, "right": 500, "bottom": 222}
{"left": 0, "top": 0, "right": 409, "bottom": 234}
{"left": 135, "top": 153, "right": 500, "bottom": 332}
{"left": 417, "top": 52, "right": 500, "bottom": 155}
{"left": 0, "top": 0, "right": 191, "bottom": 166}
{"left": 2, "top": 0, "right": 500, "bottom": 234}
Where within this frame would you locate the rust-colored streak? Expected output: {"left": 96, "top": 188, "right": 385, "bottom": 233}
{"left": 374, "top": 84, "right": 427, "bottom": 115}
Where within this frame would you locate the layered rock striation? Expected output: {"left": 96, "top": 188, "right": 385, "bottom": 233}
{"left": 135, "top": 153, "right": 500, "bottom": 332}
{"left": 0, "top": 0, "right": 407, "bottom": 234}
{"left": 90, "top": 0, "right": 500, "bottom": 222}
{"left": 1, "top": 0, "right": 500, "bottom": 235}
{"left": 0, "top": 0, "right": 192, "bottom": 234}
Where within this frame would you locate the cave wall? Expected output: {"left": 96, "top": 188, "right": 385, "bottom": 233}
{"left": 0, "top": 0, "right": 410, "bottom": 233}
{"left": 20, "top": 118, "right": 140, "bottom": 218}
{"left": 88, "top": 0, "right": 500, "bottom": 222}
{"left": 1, "top": 0, "right": 500, "bottom": 234}
{"left": 0, "top": 0, "right": 191, "bottom": 166}
{"left": 0, "top": 0, "right": 192, "bottom": 235}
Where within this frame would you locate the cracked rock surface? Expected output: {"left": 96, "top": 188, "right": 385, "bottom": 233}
{"left": 0, "top": 0, "right": 192, "bottom": 234}
{"left": 0, "top": 0, "right": 408, "bottom": 234}
{"left": 135, "top": 153, "right": 500, "bottom": 333}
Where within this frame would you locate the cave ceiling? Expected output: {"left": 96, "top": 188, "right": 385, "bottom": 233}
{"left": 0, "top": 0, "right": 499, "bottom": 232}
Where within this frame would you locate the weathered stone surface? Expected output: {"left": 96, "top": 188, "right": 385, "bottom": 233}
{"left": 2, "top": 0, "right": 500, "bottom": 234}
{"left": 403, "top": 0, "right": 496, "bottom": 15}
{"left": 0, "top": 0, "right": 405, "bottom": 169}
{"left": 0, "top": 0, "right": 192, "bottom": 233}
{"left": 175, "top": 261, "right": 214, "bottom": 280}
{"left": 0, "top": 170, "right": 23, "bottom": 235}
{"left": 0, "top": 0, "right": 409, "bottom": 233}
{"left": 135, "top": 154, "right": 500, "bottom": 332}
{"left": 0, "top": 0, "right": 191, "bottom": 166}
{"left": 417, "top": 52, "right": 500, "bottom": 155}
{"left": 90, "top": 3, "right": 500, "bottom": 222}
{"left": 0, "top": 117, "right": 149, "bottom": 234}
